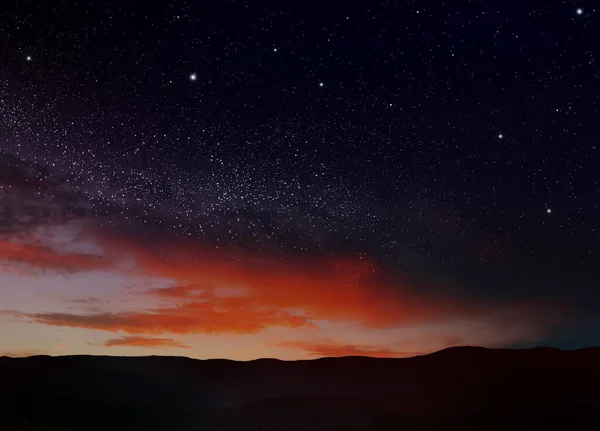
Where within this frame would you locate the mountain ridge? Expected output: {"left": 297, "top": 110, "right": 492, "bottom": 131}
{"left": 3, "top": 344, "right": 597, "bottom": 361}
{"left": 1, "top": 346, "right": 599, "bottom": 430}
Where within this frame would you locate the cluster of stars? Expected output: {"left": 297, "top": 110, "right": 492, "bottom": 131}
{"left": 0, "top": 0, "right": 597, "bottom": 294}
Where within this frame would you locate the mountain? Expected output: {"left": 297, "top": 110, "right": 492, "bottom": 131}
{"left": 1, "top": 347, "right": 599, "bottom": 430}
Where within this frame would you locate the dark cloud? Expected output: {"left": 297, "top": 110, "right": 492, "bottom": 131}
{"left": 66, "top": 296, "right": 110, "bottom": 305}
{"left": 0, "top": 151, "right": 91, "bottom": 235}
{"left": 0, "top": 151, "right": 376, "bottom": 257}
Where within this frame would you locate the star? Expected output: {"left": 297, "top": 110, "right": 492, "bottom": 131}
{"left": 26, "top": 56, "right": 32, "bottom": 61}
{"left": 319, "top": 82, "right": 324, "bottom": 87}
{"left": 189, "top": 73, "right": 197, "bottom": 81}
{"left": 547, "top": 208, "right": 552, "bottom": 214}
{"left": 498, "top": 134, "right": 503, "bottom": 139}
{"left": 576, "top": 8, "right": 583, "bottom": 15}
{"left": 273, "top": 48, "right": 278, "bottom": 52}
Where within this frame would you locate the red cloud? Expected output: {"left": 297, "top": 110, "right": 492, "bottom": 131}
{"left": 104, "top": 336, "right": 190, "bottom": 349}
{"left": 277, "top": 341, "right": 421, "bottom": 358}
{"left": 124, "top": 242, "right": 483, "bottom": 329}
{"left": 20, "top": 298, "right": 315, "bottom": 335}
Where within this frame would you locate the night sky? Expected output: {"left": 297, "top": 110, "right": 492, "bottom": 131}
{"left": 0, "top": 0, "right": 598, "bottom": 359}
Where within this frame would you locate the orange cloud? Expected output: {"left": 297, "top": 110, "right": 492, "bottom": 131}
{"left": 19, "top": 298, "right": 314, "bottom": 334}
{"left": 277, "top": 340, "right": 420, "bottom": 358}
{"left": 0, "top": 239, "right": 111, "bottom": 274}
{"left": 2, "top": 233, "right": 570, "bottom": 348}
{"left": 104, "top": 336, "right": 190, "bottom": 349}
{"left": 121, "top": 241, "right": 483, "bottom": 329}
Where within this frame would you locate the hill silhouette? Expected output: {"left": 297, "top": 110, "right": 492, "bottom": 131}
{"left": 1, "top": 347, "right": 600, "bottom": 430}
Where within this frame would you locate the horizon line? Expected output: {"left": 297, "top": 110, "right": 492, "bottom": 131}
{"left": 3, "top": 345, "right": 598, "bottom": 362}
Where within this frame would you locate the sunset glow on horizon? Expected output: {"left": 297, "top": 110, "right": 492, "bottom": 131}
{"left": 0, "top": 216, "right": 571, "bottom": 360}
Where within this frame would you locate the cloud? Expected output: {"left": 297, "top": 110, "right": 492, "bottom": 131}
{"left": 104, "top": 336, "right": 190, "bottom": 349}
{"left": 0, "top": 239, "right": 112, "bottom": 275}
{"left": 150, "top": 284, "right": 208, "bottom": 299}
{"left": 6, "top": 300, "right": 564, "bottom": 354}
{"left": 66, "top": 296, "right": 110, "bottom": 305}
{"left": 277, "top": 341, "right": 420, "bottom": 358}
{"left": 0, "top": 152, "right": 86, "bottom": 234}
{"left": 2, "top": 234, "right": 570, "bottom": 347}
{"left": 128, "top": 244, "right": 484, "bottom": 329}
{"left": 15, "top": 299, "right": 315, "bottom": 335}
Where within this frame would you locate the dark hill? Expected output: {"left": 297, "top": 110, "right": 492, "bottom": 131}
{"left": 1, "top": 347, "right": 600, "bottom": 430}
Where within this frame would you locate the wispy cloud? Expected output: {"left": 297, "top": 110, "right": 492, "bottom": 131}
{"left": 0, "top": 239, "right": 112, "bottom": 275}
{"left": 104, "top": 336, "right": 190, "bottom": 349}
{"left": 277, "top": 340, "right": 420, "bottom": 358}
{"left": 66, "top": 296, "right": 110, "bottom": 305}
{"left": 14, "top": 304, "right": 314, "bottom": 335}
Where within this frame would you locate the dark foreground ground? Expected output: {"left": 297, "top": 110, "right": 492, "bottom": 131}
{"left": 1, "top": 346, "right": 600, "bottom": 430}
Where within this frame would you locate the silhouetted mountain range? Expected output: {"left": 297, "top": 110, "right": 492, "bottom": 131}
{"left": 1, "top": 347, "right": 600, "bottom": 430}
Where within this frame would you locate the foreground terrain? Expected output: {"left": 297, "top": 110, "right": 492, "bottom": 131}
{"left": 1, "top": 347, "right": 599, "bottom": 430}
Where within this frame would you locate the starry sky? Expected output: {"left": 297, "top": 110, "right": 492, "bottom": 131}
{"left": 0, "top": 0, "right": 598, "bottom": 359}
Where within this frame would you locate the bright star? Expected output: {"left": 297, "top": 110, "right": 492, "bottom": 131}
{"left": 26, "top": 56, "right": 32, "bottom": 61}
{"left": 576, "top": 8, "right": 583, "bottom": 15}
{"left": 273, "top": 48, "right": 278, "bottom": 52}
{"left": 546, "top": 208, "right": 552, "bottom": 214}
{"left": 498, "top": 134, "right": 503, "bottom": 139}
{"left": 319, "top": 82, "right": 324, "bottom": 87}
{"left": 189, "top": 73, "right": 197, "bottom": 81}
